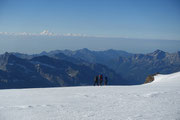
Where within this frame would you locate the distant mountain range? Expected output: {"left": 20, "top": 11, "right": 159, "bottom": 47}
{"left": 0, "top": 52, "right": 125, "bottom": 89}
{"left": 110, "top": 50, "right": 180, "bottom": 83}
{"left": 40, "top": 49, "right": 180, "bottom": 83}
{"left": 35, "top": 48, "right": 180, "bottom": 84}
{"left": 0, "top": 49, "right": 180, "bottom": 89}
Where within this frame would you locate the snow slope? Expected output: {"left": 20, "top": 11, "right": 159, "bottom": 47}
{"left": 0, "top": 72, "right": 180, "bottom": 120}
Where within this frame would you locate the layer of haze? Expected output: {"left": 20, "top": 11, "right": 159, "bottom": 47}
{"left": 0, "top": 0, "right": 180, "bottom": 54}
{"left": 0, "top": 35, "right": 180, "bottom": 54}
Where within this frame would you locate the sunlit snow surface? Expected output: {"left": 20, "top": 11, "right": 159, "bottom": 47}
{"left": 0, "top": 72, "right": 180, "bottom": 120}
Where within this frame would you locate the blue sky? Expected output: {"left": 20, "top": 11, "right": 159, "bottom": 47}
{"left": 0, "top": 0, "right": 180, "bottom": 53}
{"left": 0, "top": 0, "right": 180, "bottom": 39}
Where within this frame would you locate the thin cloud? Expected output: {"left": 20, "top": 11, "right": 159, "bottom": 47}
{"left": 0, "top": 30, "right": 87, "bottom": 37}
{"left": 40, "top": 30, "right": 54, "bottom": 36}
{"left": 0, "top": 30, "right": 131, "bottom": 39}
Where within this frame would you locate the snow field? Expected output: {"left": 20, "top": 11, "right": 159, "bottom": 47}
{"left": 0, "top": 72, "right": 180, "bottom": 120}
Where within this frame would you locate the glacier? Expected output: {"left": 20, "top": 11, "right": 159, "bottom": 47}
{"left": 0, "top": 72, "right": 180, "bottom": 120}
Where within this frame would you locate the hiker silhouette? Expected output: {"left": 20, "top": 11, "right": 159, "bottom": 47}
{"left": 94, "top": 75, "right": 99, "bottom": 86}
{"left": 99, "top": 74, "right": 103, "bottom": 86}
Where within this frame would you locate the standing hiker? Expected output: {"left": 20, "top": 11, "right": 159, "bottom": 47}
{"left": 94, "top": 75, "right": 99, "bottom": 86}
{"left": 104, "top": 76, "right": 108, "bottom": 85}
{"left": 99, "top": 74, "right": 103, "bottom": 86}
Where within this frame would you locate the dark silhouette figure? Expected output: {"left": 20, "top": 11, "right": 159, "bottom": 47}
{"left": 94, "top": 75, "right": 99, "bottom": 86}
{"left": 99, "top": 74, "right": 103, "bottom": 86}
{"left": 104, "top": 76, "right": 108, "bottom": 85}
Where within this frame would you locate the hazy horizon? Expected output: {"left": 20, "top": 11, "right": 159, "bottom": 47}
{"left": 0, "top": 0, "right": 180, "bottom": 54}
{"left": 0, "top": 33, "right": 180, "bottom": 54}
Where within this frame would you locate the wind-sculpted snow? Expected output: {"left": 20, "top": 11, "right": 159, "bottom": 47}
{"left": 153, "top": 72, "right": 180, "bottom": 85}
{"left": 0, "top": 72, "right": 180, "bottom": 120}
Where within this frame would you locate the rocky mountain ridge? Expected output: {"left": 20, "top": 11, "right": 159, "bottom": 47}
{"left": 2, "top": 48, "right": 179, "bottom": 88}
{"left": 0, "top": 52, "right": 125, "bottom": 89}
{"left": 33, "top": 49, "right": 180, "bottom": 84}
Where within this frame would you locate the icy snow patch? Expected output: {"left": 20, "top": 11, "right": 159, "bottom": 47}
{"left": 0, "top": 72, "right": 180, "bottom": 120}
